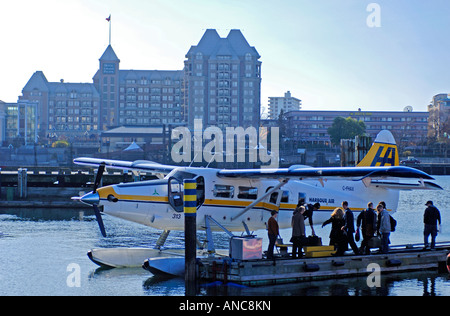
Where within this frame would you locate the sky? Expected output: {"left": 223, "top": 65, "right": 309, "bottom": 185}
{"left": 1, "top": 0, "right": 450, "bottom": 114}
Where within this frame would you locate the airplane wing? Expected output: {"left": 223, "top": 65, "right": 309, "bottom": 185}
{"left": 217, "top": 166, "right": 436, "bottom": 181}
{"left": 73, "top": 157, "right": 177, "bottom": 174}
{"left": 367, "top": 180, "right": 443, "bottom": 190}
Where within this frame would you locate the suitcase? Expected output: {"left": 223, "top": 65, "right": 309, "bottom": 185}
{"left": 368, "top": 236, "right": 381, "bottom": 249}
{"left": 306, "top": 235, "right": 322, "bottom": 246}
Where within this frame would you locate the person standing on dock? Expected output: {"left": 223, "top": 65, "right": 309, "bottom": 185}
{"left": 322, "top": 207, "right": 347, "bottom": 256}
{"left": 303, "top": 202, "right": 320, "bottom": 236}
{"left": 423, "top": 201, "right": 441, "bottom": 250}
{"left": 341, "top": 201, "right": 359, "bottom": 255}
{"left": 357, "top": 202, "right": 377, "bottom": 255}
{"left": 267, "top": 211, "right": 279, "bottom": 259}
{"left": 376, "top": 203, "right": 391, "bottom": 254}
{"left": 291, "top": 204, "right": 307, "bottom": 258}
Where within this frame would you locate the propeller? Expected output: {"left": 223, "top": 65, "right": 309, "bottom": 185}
{"left": 92, "top": 163, "right": 106, "bottom": 237}
{"left": 93, "top": 204, "right": 107, "bottom": 238}
{"left": 93, "top": 163, "right": 105, "bottom": 194}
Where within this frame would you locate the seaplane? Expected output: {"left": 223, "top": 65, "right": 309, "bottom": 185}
{"left": 73, "top": 130, "right": 442, "bottom": 274}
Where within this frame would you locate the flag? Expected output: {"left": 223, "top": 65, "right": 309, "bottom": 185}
{"left": 106, "top": 15, "right": 111, "bottom": 22}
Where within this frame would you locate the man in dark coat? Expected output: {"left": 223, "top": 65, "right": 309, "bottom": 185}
{"left": 342, "top": 201, "right": 359, "bottom": 255}
{"left": 423, "top": 201, "right": 441, "bottom": 250}
{"left": 357, "top": 202, "right": 377, "bottom": 254}
{"left": 267, "top": 211, "right": 279, "bottom": 259}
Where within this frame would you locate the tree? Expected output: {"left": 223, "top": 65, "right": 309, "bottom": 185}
{"left": 327, "top": 117, "right": 366, "bottom": 145}
{"left": 52, "top": 140, "right": 69, "bottom": 148}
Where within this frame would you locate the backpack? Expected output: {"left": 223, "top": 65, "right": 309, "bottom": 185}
{"left": 389, "top": 215, "right": 397, "bottom": 232}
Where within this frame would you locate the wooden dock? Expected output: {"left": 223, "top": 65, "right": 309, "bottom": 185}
{"left": 199, "top": 243, "right": 450, "bottom": 286}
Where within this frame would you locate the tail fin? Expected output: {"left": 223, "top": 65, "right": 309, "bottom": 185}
{"left": 357, "top": 130, "right": 399, "bottom": 167}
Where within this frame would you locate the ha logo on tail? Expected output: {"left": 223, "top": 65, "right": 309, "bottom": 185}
{"left": 357, "top": 130, "right": 399, "bottom": 167}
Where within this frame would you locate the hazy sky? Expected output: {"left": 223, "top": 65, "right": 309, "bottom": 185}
{"left": 1, "top": 0, "right": 449, "bottom": 113}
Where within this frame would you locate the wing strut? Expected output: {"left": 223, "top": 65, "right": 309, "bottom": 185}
{"left": 231, "top": 179, "right": 289, "bottom": 221}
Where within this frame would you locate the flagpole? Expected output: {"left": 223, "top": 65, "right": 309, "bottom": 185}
{"left": 106, "top": 15, "right": 111, "bottom": 45}
{"left": 109, "top": 15, "right": 111, "bottom": 45}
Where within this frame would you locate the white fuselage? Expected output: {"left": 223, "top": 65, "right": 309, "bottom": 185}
{"left": 95, "top": 167, "right": 398, "bottom": 232}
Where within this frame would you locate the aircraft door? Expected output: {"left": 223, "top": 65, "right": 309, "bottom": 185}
{"left": 265, "top": 186, "right": 282, "bottom": 209}
{"left": 195, "top": 176, "right": 205, "bottom": 207}
{"left": 168, "top": 176, "right": 205, "bottom": 213}
{"left": 168, "top": 177, "right": 184, "bottom": 212}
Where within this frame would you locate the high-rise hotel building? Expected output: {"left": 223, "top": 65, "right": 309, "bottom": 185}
{"left": 184, "top": 29, "right": 261, "bottom": 130}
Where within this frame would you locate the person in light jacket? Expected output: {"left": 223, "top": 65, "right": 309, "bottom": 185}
{"left": 376, "top": 203, "right": 391, "bottom": 254}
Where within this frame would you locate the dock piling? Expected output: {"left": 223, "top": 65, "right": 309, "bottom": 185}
{"left": 183, "top": 179, "right": 197, "bottom": 295}
{"left": 18, "top": 168, "right": 27, "bottom": 199}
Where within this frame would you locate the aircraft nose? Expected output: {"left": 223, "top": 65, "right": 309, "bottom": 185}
{"left": 80, "top": 192, "right": 100, "bottom": 206}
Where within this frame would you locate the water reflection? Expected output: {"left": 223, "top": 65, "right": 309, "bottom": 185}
{"left": 200, "top": 270, "right": 450, "bottom": 296}
{"left": 0, "top": 208, "right": 94, "bottom": 222}
{"left": 143, "top": 275, "right": 186, "bottom": 296}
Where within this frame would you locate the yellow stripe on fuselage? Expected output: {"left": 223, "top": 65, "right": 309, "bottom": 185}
{"left": 97, "top": 187, "right": 169, "bottom": 203}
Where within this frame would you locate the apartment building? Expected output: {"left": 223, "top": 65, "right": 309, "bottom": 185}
{"left": 0, "top": 101, "right": 6, "bottom": 144}
{"left": 268, "top": 91, "right": 301, "bottom": 119}
{"left": 285, "top": 109, "right": 429, "bottom": 147}
{"left": 18, "top": 72, "right": 99, "bottom": 143}
{"left": 428, "top": 93, "right": 450, "bottom": 139}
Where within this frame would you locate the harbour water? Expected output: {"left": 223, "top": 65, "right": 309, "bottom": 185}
{"left": 0, "top": 176, "right": 449, "bottom": 296}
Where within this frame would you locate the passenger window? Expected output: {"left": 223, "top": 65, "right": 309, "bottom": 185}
{"left": 213, "top": 184, "right": 234, "bottom": 198}
{"left": 298, "top": 192, "right": 306, "bottom": 204}
{"left": 269, "top": 192, "right": 278, "bottom": 204}
{"left": 238, "top": 186, "right": 258, "bottom": 200}
{"left": 281, "top": 191, "right": 289, "bottom": 203}
{"left": 265, "top": 186, "right": 281, "bottom": 204}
